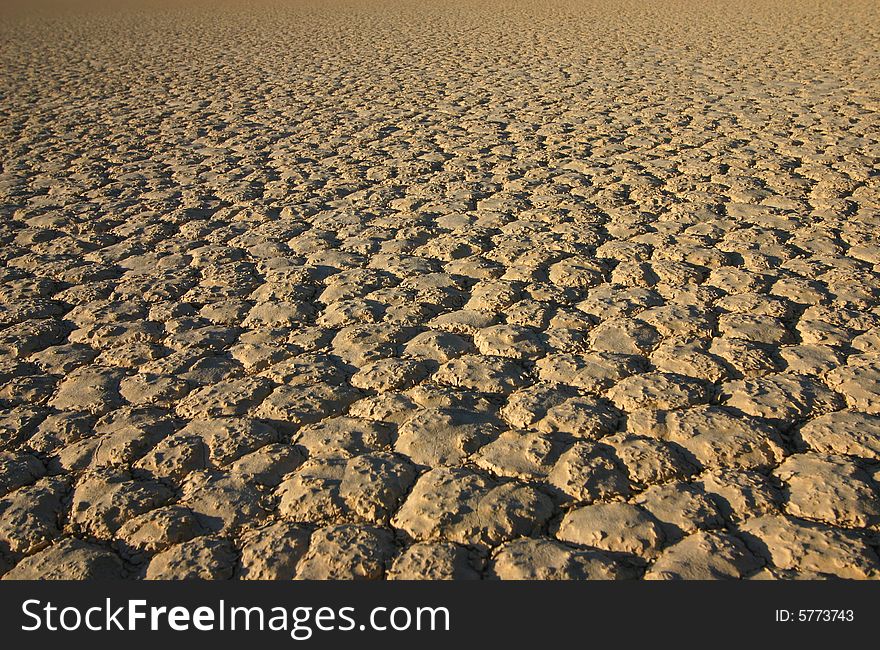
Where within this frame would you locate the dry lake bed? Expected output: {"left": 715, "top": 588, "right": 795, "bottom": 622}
{"left": 0, "top": 0, "right": 879, "bottom": 579}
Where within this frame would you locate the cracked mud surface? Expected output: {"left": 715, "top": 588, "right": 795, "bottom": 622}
{"left": 1, "top": 0, "right": 879, "bottom": 580}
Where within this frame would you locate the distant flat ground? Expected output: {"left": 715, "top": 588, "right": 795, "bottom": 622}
{"left": 1, "top": 1, "right": 879, "bottom": 580}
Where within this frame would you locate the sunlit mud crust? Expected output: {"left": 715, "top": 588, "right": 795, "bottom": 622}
{"left": 0, "top": 0, "right": 879, "bottom": 580}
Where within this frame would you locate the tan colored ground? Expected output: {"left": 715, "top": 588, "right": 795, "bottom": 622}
{"left": 1, "top": 0, "right": 879, "bottom": 579}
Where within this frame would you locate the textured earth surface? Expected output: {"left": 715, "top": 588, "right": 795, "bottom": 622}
{"left": 1, "top": 0, "right": 879, "bottom": 580}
